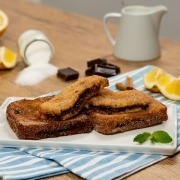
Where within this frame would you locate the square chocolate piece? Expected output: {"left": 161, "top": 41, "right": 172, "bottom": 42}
{"left": 57, "top": 67, "right": 79, "bottom": 81}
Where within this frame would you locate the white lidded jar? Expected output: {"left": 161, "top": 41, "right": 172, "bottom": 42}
{"left": 16, "top": 29, "right": 57, "bottom": 86}
{"left": 18, "top": 29, "right": 54, "bottom": 65}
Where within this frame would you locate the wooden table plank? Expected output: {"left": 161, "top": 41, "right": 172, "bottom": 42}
{"left": 0, "top": 0, "right": 179, "bottom": 179}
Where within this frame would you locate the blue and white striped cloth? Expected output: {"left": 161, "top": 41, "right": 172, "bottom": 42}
{"left": 0, "top": 65, "right": 179, "bottom": 180}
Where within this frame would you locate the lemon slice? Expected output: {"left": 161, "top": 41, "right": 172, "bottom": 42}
{"left": 0, "top": 10, "right": 9, "bottom": 36}
{"left": 143, "top": 67, "right": 165, "bottom": 92}
{"left": 0, "top": 47, "right": 17, "bottom": 69}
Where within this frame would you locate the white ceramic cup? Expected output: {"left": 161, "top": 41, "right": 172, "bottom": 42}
{"left": 103, "top": 5, "right": 167, "bottom": 61}
{"left": 18, "top": 29, "right": 54, "bottom": 65}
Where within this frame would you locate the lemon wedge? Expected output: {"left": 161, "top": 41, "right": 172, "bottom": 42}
{"left": 144, "top": 67, "right": 180, "bottom": 101}
{"left": 0, "top": 47, "right": 17, "bottom": 69}
{"left": 156, "top": 73, "right": 174, "bottom": 88}
{"left": 0, "top": 10, "right": 9, "bottom": 36}
{"left": 156, "top": 74, "right": 180, "bottom": 101}
{"left": 143, "top": 67, "right": 165, "bottom": 92}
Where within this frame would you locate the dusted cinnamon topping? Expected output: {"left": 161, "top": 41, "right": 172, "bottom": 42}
{"left": 6, "top": 96, "right": 93, "bottom": 140}
{"left": 6, "top": 74, "right": 168, "bottom": 140}
{"left": 40, "top": 75, "right": 109, "bottom": 120}
{"left": 41, "top": 86, "right": 99, "bottom": 121}
{"left": 90, "top": 99, "right": 167, "bottom": 135}
{"left": 88, "top": 89, "right": 150, "bottom": 108}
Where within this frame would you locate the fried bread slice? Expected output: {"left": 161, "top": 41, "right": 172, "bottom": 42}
{"left": 40, "top": 75, "right": 109, "bottom": 120}
{"left": 89, "top": 89, "right": 168, "bottom": 134}
{"left": 88, "top": 89, "right": 150, "bottom": 113}
{"left": 6, "top": 96, "right": 93, "bottom": 140}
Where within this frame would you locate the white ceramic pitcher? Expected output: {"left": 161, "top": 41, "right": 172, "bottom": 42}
{"left": 103, "top": 5, "right": 167, "bottom": 61}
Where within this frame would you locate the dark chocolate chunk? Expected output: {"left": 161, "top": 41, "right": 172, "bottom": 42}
{"left": 57, "top": 67, "right": 79, "bottom": 81}
{"left": 85, "top": 58, "right": 120, "bottom": 77}
{"left": 87, "top": 58, "right": 107, "bottom": 68}
{"left": 107, "top": 63, "right": 120, "bottom": 74}
{"left": 85, "top": 66, "right": 94, "bottom": 76}
{"left": 94, "top": 63, "right": 120, "bottom": 77}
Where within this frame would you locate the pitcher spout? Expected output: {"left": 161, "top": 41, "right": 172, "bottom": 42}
{"left": 153, "top": 5, "right": 168, "bottom": 13}
{"left": 151, "top": 5, "right": 168, "bottom": 30}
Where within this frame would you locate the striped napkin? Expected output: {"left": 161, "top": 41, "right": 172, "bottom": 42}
{"left": 0, "top": 65, "right": 179, "bottom": 180}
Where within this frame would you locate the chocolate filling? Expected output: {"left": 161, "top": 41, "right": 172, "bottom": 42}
{"left": 89, "top": 104, "right": 149, "bottom": 114}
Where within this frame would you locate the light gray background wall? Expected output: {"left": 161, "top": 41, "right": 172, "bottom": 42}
{"left": 40, "top": 0, "right": 180, "bottom": 41}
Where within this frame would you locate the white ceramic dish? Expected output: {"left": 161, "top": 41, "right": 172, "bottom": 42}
{"left": 0, "top": 97, "right": 177, "bottom": 155}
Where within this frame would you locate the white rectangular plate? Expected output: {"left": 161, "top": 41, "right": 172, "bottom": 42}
{"left": 0, "top": 97, "right": 177, "bottom": 155}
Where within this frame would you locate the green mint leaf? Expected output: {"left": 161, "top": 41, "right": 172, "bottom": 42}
{"left": 151, "top": 130, "right": 173, "bottom": 144}
{"left": 133, "top": 132, "right": 151, "bottom": 144}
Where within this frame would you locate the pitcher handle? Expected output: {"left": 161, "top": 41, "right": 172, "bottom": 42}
{"left": 103, "top": 12, "right": 122, "bottom": 46}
